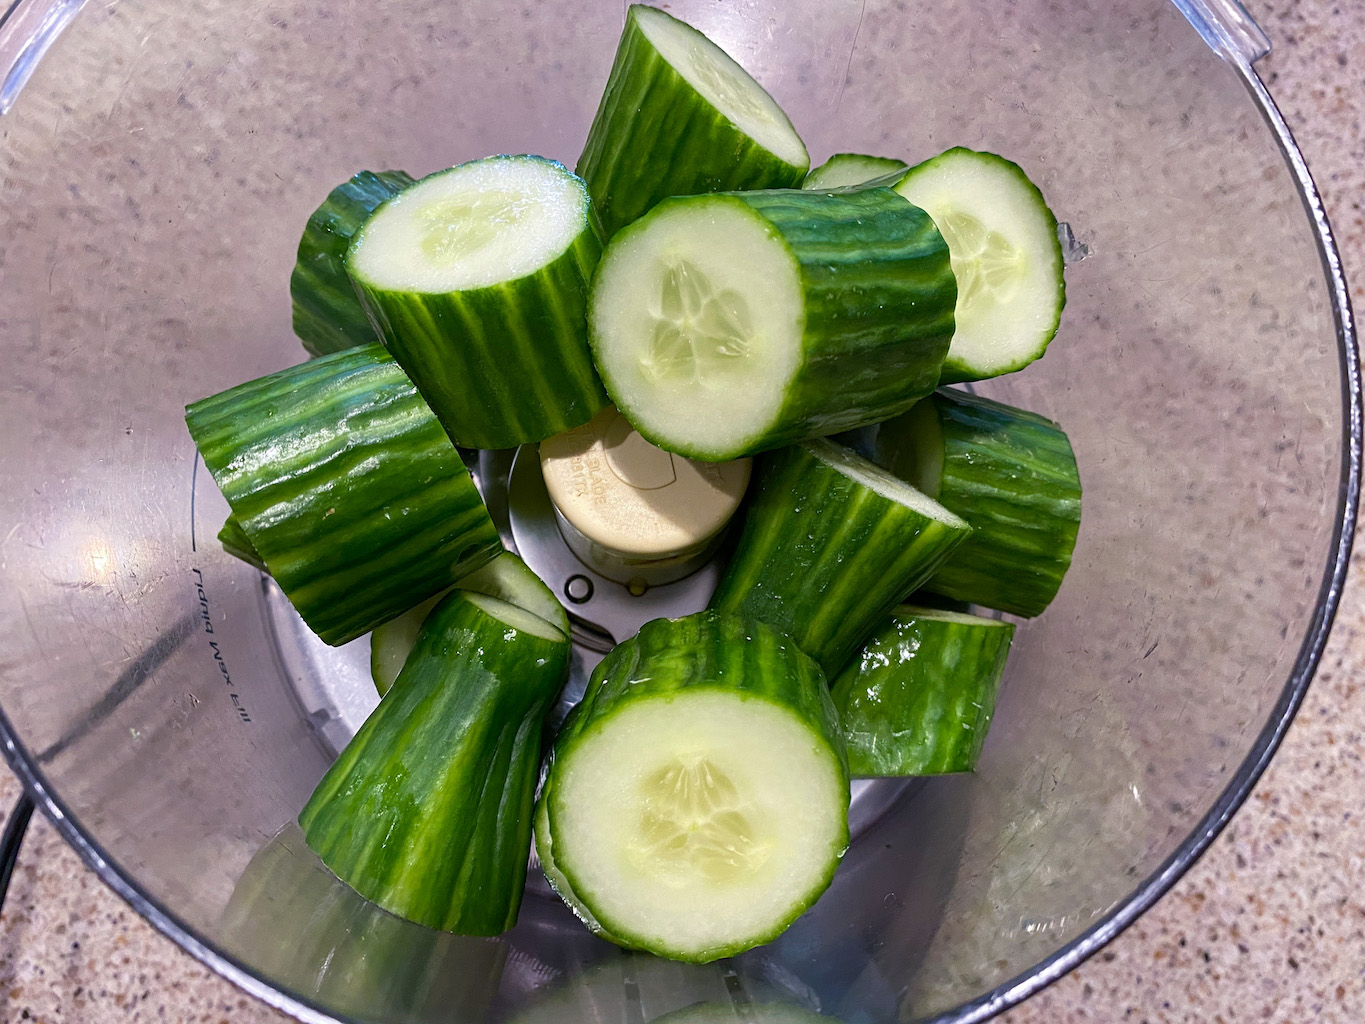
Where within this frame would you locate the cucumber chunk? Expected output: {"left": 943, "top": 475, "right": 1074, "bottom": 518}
{"left": 589, "top": 188, "right": 956, "bottom": 461}
{"left": 370, "top": 552, "right": 570, "bottom": 696}
{"left": 290, "top": 169, "right": 415, "bottom": 357}
{"left": 871, "top": 388, "right": 1082, "bottom": 617}
{"left": 709, "top": 438, "right": 971, "bottom": 676}
{"left": 803, "top": 153, "right": 907, "bottom": 190}
{"left": 299, "top": 589, "right": 570, "bottom": 934}
{"left": 347, "top": 155, "right": 607, "bottom": 449}
{"left": 541, "top": 611, "right": 848, "bottom": 962}
{"left": 185, "top": 344, "right": 501, "bottom": 646}
{"left": 579, "top": 5, "right": 808, "bottom": 237}
{"left": 830, "top": 605, "right": 1014, "bottom": 776}
{"left": 891, "top": 147, "right": 1065, "bottom": 382}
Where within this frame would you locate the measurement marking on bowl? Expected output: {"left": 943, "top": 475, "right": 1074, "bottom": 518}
{"left": 190, "top": 567, "right": 252, "bottom": 724}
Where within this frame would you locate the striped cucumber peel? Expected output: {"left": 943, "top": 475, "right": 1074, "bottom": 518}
{"left": 872, "top": 388, "right": 1081, "bottom": 617}
{"left": 185, "top": 343, "right": 501, "bottom": 646}
{"left": 299, "top": 589, "right": 570, "bottom": 934}
{"left": 543, "top": 611, "right": 848, "bottom": 963}
{"left": 290, "top": 169, "right": 416, "bottom": 357}
{"left": 347, "top": 155, "right": 608, "bottom": 449}
{"left": 590, "top": 187, "right": 956, "bottom": 461}
{"left": 803, "top": 153, "right": 907, "bottom": 190}
{"left": 218, "top": 515, "right": 265, "bottom": 572}
{"left": 578, "top": 4, "right": 808, "bottom": 237}
{"left": 370, "top": 551, "right": 570, "bottom": 696}
{"left": 709, "top": 438, "right": 971, "bottom": 676}
{"left": 891, "top": 148, "right": 1065, "bottom": 382}
{"left": 830, "top": 605, "right": 1014, "bottom": 776}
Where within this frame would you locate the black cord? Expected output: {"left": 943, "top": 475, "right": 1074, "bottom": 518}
{"left": 0, "top": 792, "right": 34, "bottom": 914}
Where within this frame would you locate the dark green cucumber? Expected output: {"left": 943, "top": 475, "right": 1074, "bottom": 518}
{"left": 290, "top": 170, "right": 416, "bottom": 357}
{"left": 830, "top": 605, "right": 1014, "bottom": 776}
{"left": 541, "top": 610, "right": 848, "bottom": 963}
{"left": 589, "top": 187, "right": 957, "bottom": 461}
{"left": 218, "top": 515, "right": 265, "bottom": 572}
{"left": 890, "top": 148, "right": 1065, "bottom": 382}
{"left": 185, "top": 343, "right": 501, "bottom": 646}
{"left": 299, "top": 590, "right": 570, "bottom": 934}
{"left": 346, "top": 155, "right": 608, "bottom": 449}
{"left": 803, "top": 153, "right": 907, "bottom": 190}
{"left": 578, "top": 5, "right": 809, "bottom": 238}
{"left": 370, "top": 551, "right": 569, "bottom": 697}
{"left": 708, "top": 439, "right": 971, "bottom": 676}
{"left": 871, "top": 388, "right": 1082, "bottom": 617}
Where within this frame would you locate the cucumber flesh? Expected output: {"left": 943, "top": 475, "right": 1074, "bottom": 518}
{"left": 590, "top": 188, "right": 956, "bottom": 461}
{"left": 545, "top": 612, "right": 848, "bottom": 962}
{"left": 892, "top": 148, "right": 1065, "bottom": 382}
{"left": 591, "top": 198, "right": 802, "bottom": 458}
{"left": 803, "top": 153, "right": 907, "bottom": 190}
{"left": 370, "top": 552, "right": 570, "bottom": 697}
{"left": 633, "top": 6, "right": 807, "bottom": 173}
{"left": 348, "top": 158, "right": 586, "bottom": 294}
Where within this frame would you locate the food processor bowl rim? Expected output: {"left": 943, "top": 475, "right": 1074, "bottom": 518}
{"left": 0, "top": 24, "right": 1358, "bottom": 1024}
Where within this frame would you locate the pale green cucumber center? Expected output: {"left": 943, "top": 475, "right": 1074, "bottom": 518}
{"left": 458, "top": 552, "right": 570, "bottom": 637}
{"left": 635, "top": 6, "right": 807, "bottom": 170}
{"left": 349, "top": 157, "right": 585, "bottom": 294}
{"left": 551, "top": 690, "right": 845, "bottom": 953}
{"left": 937, "top": 209, "right": 1024, "bottom": 310}
{"left": 896, "top": 604, "right": 1013, "bottom": 628}
{"left": 370, "top": 591, "right": 444, "bottom": 696}
{"left": 591, "top": 199, "right": 803, "bottom": 458}
{"left": 803, "top": 438, "right": 967, "bottom": 530}
{"left": 894, "top": 152, "right": 1063, "bottom": 374}
{"left": 462, "top": 590, "right": 568, "bottom": 643}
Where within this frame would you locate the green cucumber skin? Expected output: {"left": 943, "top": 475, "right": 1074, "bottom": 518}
{"left": 546, "top": 610, "right": 848, "bottom": 961}
{"left": 802, "top": 154, "right": 907, "bottom": 191}
{"left": 830, "top": 606, "right": 1014, "bottom": 775}
{"left": 874, "top": 389, "right": 1082, "bottom": 617}
{"left": 594, "top": 188, "right": 957, "bottom": 462}
{"left": 299, "top": 590, "right": 570, "bottom": 934}
{"left": 351, "top": 175, "right": 608, "bottom": 449}
{"left": 291, "top": 170, "right": 416, "bottom": 357}
{"left": 217, "top": 515, "right": 266, "bottom": 572}
{"left": 370, "top": 552, "right": 570, "bottom": 697}
{"left": 578, "top": 5, "right": 808, "bottom": 238}
{"left": 708, "top": 440, "right": 971, "bottom": 676}
{"left": 186, "top": 344, "right": 502, "bottom": 646}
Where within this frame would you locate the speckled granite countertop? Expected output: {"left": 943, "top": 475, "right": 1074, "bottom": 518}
{"left": 0, "top": 0, "right": 1361, "bottom": 1021}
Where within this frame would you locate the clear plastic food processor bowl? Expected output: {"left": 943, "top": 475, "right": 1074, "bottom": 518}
{"left": 0, "top": 0, "right": 1357, "bottom": 1021}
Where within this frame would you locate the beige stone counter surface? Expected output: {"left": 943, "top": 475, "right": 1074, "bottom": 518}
{"left": 0, "top": 0, "right": 1361, "bottom": 1021}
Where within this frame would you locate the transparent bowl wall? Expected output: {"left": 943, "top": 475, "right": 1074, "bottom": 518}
{"left": 0, "top": 0, "right": 1356, "bottom": 1022}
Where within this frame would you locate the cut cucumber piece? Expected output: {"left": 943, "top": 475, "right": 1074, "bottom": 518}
{"left": 185, "top": 344, "right": 501, "bottom": 646}
{"left": 871, "top": 388, "right": 1082, "bottom": 617}
{"left": 578, "top": 5, "right": 808, "bottom": 237}
{"left": 290, "top": 169, "right": 416, "bottom": 357}
{"left": 347, "top": 155, "right": 608, "bottom": 449}
{"left": 217, "top": 514, "right": 265, "bottom": 572}
{"left": 299, "top": 590, "right": 570, "bottom": 934}
{"left": 370, "top": 552, "right": 569, "bottom": 697}
{"left": 803, "top": 153, "right": 907, "bottom": 190}
{"left": 891, "top": 147, "right": 1065, "bottom": 382}
{"left": 709, "top": 439, "right": 971, "bottom": 676}
{"left": 542, "top": 611, "right": 848, "bottom": 963}
{"left": 533, "top": 772, "right": 624, "bottom": 944}
{"left": 830, "top": 605, "right": 1014, "bottom": 776}
{"left": 589, "top": 188, "right": 956, "bottom": 461}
